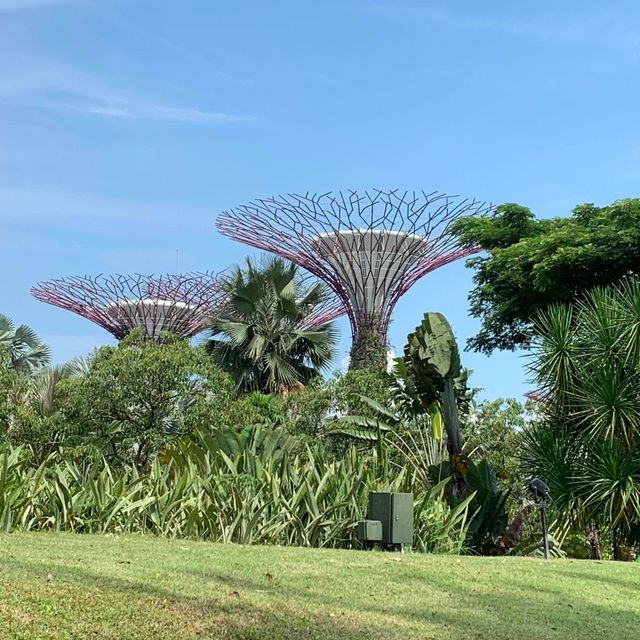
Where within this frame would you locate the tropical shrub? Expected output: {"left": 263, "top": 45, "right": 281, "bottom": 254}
{"left": 0, "top": 428, "right": 472, "bottom": 553}
{"left": 522, "top": 278, "right": 640, "bottom": 559}
{"left": 71, "top": 332, "right": 235, "bottom": 471}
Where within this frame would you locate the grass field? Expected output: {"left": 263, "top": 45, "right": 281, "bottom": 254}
{"left": 0, "top": 533, "right": 638, "bottom": 639}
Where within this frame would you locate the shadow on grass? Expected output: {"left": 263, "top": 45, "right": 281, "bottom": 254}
{"left": 2, "top": 558, "right": 376, "bottom": 640}
{"left": 4, "top": 552, "right": 640, "bottom": 640}
{"left": 180, "top": 559, "right": 640, "bottom": 640}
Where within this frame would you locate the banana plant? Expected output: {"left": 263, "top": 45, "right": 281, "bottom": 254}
{"left": 325, "top": 396, "right": 396, "bottom": 482}
{"left": 398, "top": 312, "right": 472, "bottom": 495}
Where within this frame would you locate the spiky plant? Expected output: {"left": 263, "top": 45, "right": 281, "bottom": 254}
{"left": 523, "top": 278, "right": 640, "bottom": 558}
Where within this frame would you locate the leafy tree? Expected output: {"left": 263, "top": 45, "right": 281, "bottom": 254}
{"left": 462, "top": 398, "right": 525, "bottom": 495}
{"left": 522, "top": 279, "right": 640, "bottom": 559}
{"left": 0, "top": 314, "right": 50, "bottom": 374}
{"left": 75, "top": 330, "right": 235, "bottom": 470}
{"left": 7, "top": 359, "right": 90, "bottom": 463}
{"left": 207, "top": 257, "right": 338, "bottom": 395}
{"left": 284, "top": 369, "right": 393, "bottom": 438}
{"left": 452, "top": 199, "right": 640, "bottom": 354}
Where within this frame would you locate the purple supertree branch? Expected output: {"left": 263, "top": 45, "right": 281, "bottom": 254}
{"left": 32, "top": 272, "right": 227, "bottom": 341}
{"left": 216, "top": 190, "right": 491, "bottom": 353}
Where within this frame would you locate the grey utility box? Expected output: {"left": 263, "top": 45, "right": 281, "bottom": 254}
{"left": 357, "top": 519, "right": 383, "bottom": 542}
{"left": 357, "top": 492, "right": 414, "bottom": 547}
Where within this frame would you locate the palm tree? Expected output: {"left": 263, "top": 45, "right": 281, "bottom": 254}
{"left": 0, "top": 314, "right": 51, "bottom": 375}
{"left": 206, "top": 257, "right": 338, "bottom": 395}
{"left": 522, "top": 278, "right": 640, "bottom": 559}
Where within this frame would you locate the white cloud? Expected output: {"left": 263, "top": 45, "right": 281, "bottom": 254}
{"left": 0, "top": 43, "right": 254, "bottom": 125}
{"left": 0, "top": 186, "right": 213, "bottom": 231}
{"left": 0, "top": 0, "right": 82, "bottom": 12}
{"left": 362, "top": 3, "right": 640, "bottom": 52}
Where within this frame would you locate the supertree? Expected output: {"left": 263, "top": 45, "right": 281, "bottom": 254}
{"left": 217, "top": 189, "right": 491, "bottom": 369}
{"left": 31, "top": 272, "right": 227, "bottom": 342}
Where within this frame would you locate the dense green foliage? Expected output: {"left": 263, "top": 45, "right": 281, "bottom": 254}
{"left": 453, "top": 199, "right": 640, "bottom": 354}
{"left": 4, "top": 256, "right": 639, "bottom": 561}
{"left": 6, "top": 359, "right": 86, "bottom": 464}
{"left": 348, "top": 319, "right": 389, "bottom": 371}
{"left": 207, "top": 257, "right": 338, "bottom": 394}
{"left": 0, "top": 352, "right": 24, "bottom": 431}
{"left": 522, "top": 278, "right": 640, "bottom": 559}
{"left": 463, "top": 398, "right": 525, "bottom": 496}
{"left": 74, "top": 332, "right": 236, "bottom": 470}
{"left": 0, "top": 429, "right": 473, "bottom": 553}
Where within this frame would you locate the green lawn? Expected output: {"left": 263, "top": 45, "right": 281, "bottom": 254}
{"left": 0, "top": 533, "right": 638, "bottom": 639}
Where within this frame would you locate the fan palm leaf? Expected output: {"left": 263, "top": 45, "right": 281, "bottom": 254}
{"left": 207, "top": 257, "right": 338, "bottom": 395}
{"left": 0, "top": 313, "right": 51, "bottom": 375}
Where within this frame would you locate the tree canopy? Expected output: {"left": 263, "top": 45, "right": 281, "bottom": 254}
{"left": 75, "top": 330, "right": 235, "bottom": 470}
{"left": 452, "top": 198, "right": 640, "bottom": 354}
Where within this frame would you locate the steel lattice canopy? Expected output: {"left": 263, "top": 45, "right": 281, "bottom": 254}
{"left": 216, "top": 190, "right": 491, "bottom": 354}
{"left": 312, "top": 229, "right": 430, "bottom": 316}
{"left": 31, "top": 272, "right": 226, "bottom": 341}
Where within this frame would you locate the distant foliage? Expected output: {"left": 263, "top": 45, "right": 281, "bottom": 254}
{"left": 284, "top": 369, "right": 393, "bottom": 438}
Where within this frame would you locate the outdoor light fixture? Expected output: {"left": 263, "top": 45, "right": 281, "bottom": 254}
{"left": 528, "top": 477, "right": 550, "bottom": 500}
{"left": 528, "top": 477, "right": 551, "bottom": 559}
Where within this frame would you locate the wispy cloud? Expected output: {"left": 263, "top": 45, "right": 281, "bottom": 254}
{"left": 0, "top": 186, "right": 213, "bottom": 232}
{"left": 0, "top": 42, "right": 255, "bottom": 125}
{"left": 0, "top": 0, "right": 83, "bottom": 12}
{"left": 362, "top": 3, "right": 640, "bottom": 51}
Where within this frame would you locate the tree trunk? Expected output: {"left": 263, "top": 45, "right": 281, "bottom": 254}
{"left": 586, "top": 522, "right": 602, "bottom": 560}
{"left": 496, "top": 505, "right": 534, "bottom": 556}
{"left": 442, "top": 378, "right": 467, "bottom": 497}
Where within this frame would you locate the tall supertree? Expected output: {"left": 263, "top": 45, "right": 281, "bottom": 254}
{"left": 217, "top": 189, "right": 490, "bottom": 369}
{"left": 31, "top": 272, "right": 226, "bottom": 342}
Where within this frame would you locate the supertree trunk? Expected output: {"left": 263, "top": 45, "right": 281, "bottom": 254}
{"left": 349, "top": 317, "right": 389, "bottom": 370}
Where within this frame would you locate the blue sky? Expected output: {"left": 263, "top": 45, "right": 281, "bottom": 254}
{"left": 3, "top": 0, "right": 640, "bottom": 400}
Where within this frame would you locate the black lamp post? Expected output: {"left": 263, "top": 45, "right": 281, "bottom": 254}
{"left": 528, "top": 478, "right": 551, "bottom": 559}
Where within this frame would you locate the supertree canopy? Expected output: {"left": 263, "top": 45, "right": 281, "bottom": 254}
{"left": 217, "top": 189, "right": 490, "bottom": 369}
{"left": 31, "top": 272, "right": 226, "bottom": 342}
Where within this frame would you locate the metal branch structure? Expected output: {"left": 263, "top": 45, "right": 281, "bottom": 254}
{"left": 296, "top": 273, "right": 346, "bottom": 330}
{"left": 32, "top": 272, "right": 227, "bottom": 342}
{"left": 217, "top": 189, "right": 490, "bottom": 369}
